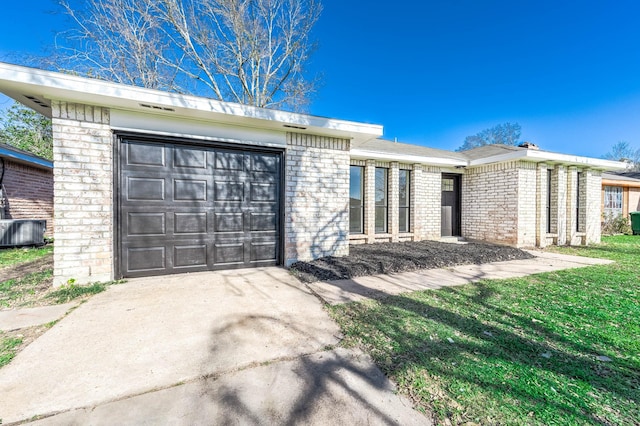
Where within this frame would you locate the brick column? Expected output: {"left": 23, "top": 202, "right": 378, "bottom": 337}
{"left": 566, "top": 166, "right": 578, "bottom": 245}
{"left": 389, "top": 162, "right": 399, "bottom": 242}
{"left": 554, "top": 165, "right": 568, "bottom": 245}
{"left": 364, "top": 160, "right": 376, "bottom": 243}
{"left": 584, "top": 170, "right": 602, "bottom": 244}
{"left": 51, "top": 102, "right": 113, "bottom": 286}
{"left": 411, "top": 164, "right": 424, "bottom": 240}
{"left": 284, "top": 134, "right": 350, "bottom": 265}
{"left": 536, "top": 164, "right": 549, "bottom": 247}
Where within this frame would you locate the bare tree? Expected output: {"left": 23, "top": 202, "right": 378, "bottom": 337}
{"left": 56, "top": 0, "right": 322, "bottom": 111}
{"left": 457, "top": 122, "right": 522, "bottom": 151}
{"left": 604, "top": 141, "right": 640, "bottom": 171}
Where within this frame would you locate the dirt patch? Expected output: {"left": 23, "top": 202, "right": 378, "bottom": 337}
{"left": 0, "top": 253, "right": 54, "bottom": 283}
{"left": 290, "top": 240, "right": 534, "bottom": 283}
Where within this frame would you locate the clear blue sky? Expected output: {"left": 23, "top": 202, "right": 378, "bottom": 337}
{"left": 1, "top": 1, "right": 640, "bottom": 158}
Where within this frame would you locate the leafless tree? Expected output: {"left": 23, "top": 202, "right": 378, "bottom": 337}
{"left": 56, "top": 0, "right": 322, "bottom": 111}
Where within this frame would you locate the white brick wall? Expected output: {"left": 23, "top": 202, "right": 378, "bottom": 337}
{"left": 285, "top": 133, "right": 350, "bottom": 265}
{"left": 517, "top": 164, "right": 537, "bottom": 247}
{"left": 462, "top": 162, "right": 520, "bottom": 245}
{"left": 52, "top": 102, "right": 113, "bottom": 286}
{"left": 585, "top": 170, "right": 602, "bottom": 244}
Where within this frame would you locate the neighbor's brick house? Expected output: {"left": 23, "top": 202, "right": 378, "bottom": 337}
{"left": 0, "top": 143, "right": 53, "bottom": 236}
{"left": 0, "top": 63, "right": 625, "bottom": 285}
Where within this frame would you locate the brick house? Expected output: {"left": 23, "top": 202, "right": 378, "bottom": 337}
{"left": 0, "top": 143, "right": 53, "bottom": 236}
{"left": 0, "top": 63, "right": 625, "bottom": 285}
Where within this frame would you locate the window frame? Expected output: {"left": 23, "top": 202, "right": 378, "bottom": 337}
{"left": 604, "top": 185, "right": 623, "bottom": 218}
{"left": 374, "top": 167, "right": 388, "bottom": 234}
{"left": 399, "top": 169, "right": 411, "bottom": 233}
{"left": 349, "top": 165, "right": 364, "bottom": 234}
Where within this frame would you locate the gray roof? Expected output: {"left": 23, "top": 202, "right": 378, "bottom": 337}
{"left": 602, "top": 171, "right": 640, "bottom": 182}
{"left": 458, "top": 144, "right": 527, "bottom": 160}
{"left": 356, "top": 139, "right": 468, "bottom": 162}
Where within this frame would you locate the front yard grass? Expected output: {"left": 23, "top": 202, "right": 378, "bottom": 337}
{"left": 0, "top": 245, "right": 53, "bottom": 268}
{"left": 329, "top": 236, "right": 640, "bottom": 425}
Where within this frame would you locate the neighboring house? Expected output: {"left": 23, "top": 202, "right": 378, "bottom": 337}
{"left": 0, "top": 63, "right": 625, "bottom": 286}
{"left": 601, "top": 171, "right": 640, "bottom": 219}
{"left": 0, "top": 142, "right": 53, "bottom": 236}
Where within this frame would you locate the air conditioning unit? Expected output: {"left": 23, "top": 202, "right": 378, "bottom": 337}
{"left": 0, "top": 219, "right": 46, "bottom": 247}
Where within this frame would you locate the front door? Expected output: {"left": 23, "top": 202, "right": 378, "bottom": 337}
{"left": 441, "top": 174, "right": 461, "bottom": 237}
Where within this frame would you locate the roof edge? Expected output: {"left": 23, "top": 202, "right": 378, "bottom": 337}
{"left": 468, "top": 149, "right": 627, "bottom": 170}
{"left": 0, "top": 145, "right": 53, "bottom": 169}
{"left": 351, "top": 148, "right": 468, "bottom": 166}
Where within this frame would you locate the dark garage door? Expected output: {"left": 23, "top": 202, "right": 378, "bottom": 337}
{"left": 118, "top": 136, "right": 282, "bottom": 278}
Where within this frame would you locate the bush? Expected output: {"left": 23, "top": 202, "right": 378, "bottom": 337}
{"left": 602, "top": 213, "right": 631, "bottom": 235}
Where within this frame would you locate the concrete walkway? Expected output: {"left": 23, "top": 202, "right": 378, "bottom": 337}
{"left": 0, "top": 267, "right": 426, "bottom": 425}
{"left": 0, "top": 303, "right": 77, "bottom": 331}
{"left": 308, "top": 250, "right": 613, "bottom": 305}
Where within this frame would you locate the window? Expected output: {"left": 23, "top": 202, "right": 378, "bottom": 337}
{"left": 399, "top": 170, "right": 410, "bottom": 233}
{"left": 375, "top": 168, "right": 388, "bottom": 233}
{"left": 547, "top": 171, "right": 552, "bottom": 233}
{"left": 442, "top": 178, "right": 454, "bottom": 192}
{"left": 604, "top": 186, "right": 623, "bottom": 218}
{"left": 349, "top": 166, "right": 364, "bottom": 233}
{"left": 576, "top": 172, "right": 583, "bottom": 231}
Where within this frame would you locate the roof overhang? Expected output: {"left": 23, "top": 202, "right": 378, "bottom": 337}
{"left": 350, "top": 148, "right": 468, "bottom": 167}
{"left": 468, "top": 149, "right": 627, "bottom": 171}
{"left": 0, "top": 145, "right": 52, "bottom": 169}
{"left": 0, "top": 62, "right": 383, "bottom": 145}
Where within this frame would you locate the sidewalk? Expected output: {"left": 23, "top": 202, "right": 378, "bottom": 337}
{"left": 307, "top": 250, "right": 613, "bottom": 305}
{"left": 0, "top": 302, "right": 77, "bottom": 331}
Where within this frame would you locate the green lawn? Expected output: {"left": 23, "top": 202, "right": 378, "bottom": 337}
{"left": 0, "top": 245, "right": 53, "bottom": 268}
{"left": 330, "top": 236, "right": 640, "bottom": 425}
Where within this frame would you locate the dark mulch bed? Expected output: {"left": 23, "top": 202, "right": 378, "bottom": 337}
{"left": 290, "top": 240, "right": 534, "bottom": 283}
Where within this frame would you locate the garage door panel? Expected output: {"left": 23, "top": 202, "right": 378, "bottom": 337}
{"left": 173, "top": 179, "right": 208, "bottom": 201}
{"left": 127, "top": 246, "right": 166, "bottom": 272}
{"left": 250, "top": 153, "right": 278, "bottom": 173}
{"left": 215, "top": 151, "right": 245, "bottom": 171}
{"left": 128, "top": 212, "right": 166, "bottom": 236}
{"left": 250, "top": 242, "right": 277, "bottom": 262}
{"left": 214, "top": 212, "right": 244, "bottom": 232}
{"left": 127, "top": 143, "right": 166, "bottom": 167}
{"left": 127, "top": 177, "right": 165, "bottom": 201}
{"left": 250, "top": 212, "right": 277, "bottom": 232}
{"left": 214, "top": 181, "right": 244, "bottom": 201}
{"left": 250, "top": 183, "right": 277, "bottom": 202}
{"left": 214, "top": 243, "right": 245, "bottom": 265}
{"left": 174, "top": 212, "right": 207, "bottom": 234}
{"left": 173, "top": 146, "right": 208, "bottom": 169}
{"left": 120, "top": 138, "right": 281, "bottom": 277}
{"left": 174, "top": 244, "right": 208, "bottom": 268}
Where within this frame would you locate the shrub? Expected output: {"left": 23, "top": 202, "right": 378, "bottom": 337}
{"left": 602, "top": 213, "right": 631, "bottom": 235}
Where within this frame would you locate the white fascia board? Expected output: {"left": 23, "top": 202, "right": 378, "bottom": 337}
{"left": 351, "top": 149, "right": 467, "bottom": 167}
{"left": 0, "top": 62, "right": 383, "bottom": 144}
{"left": 110, "top": 109, "right": 287, "bottom": 148}
{"left": 468, "top": 149, "right": 628, "bottom": 170}
{"left": 0, "top": 146, "right": 52, "bottom": 169}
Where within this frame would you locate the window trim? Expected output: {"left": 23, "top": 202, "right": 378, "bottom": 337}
{"left": 399, "top": 169, "right": 410, "bottom": 233}
{"left": 374, "top": 167, "right": 388, "bottom": 234}
{"left": 349, "top": 165, "right": 364, "bottom": 234}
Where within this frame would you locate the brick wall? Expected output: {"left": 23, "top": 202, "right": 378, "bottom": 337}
{"left": 516, "top": 163, "right": 537, "bottom": 247}
{"left": 1, "top": 160, "right": 53, "bottom": 236}
{"left": 462, "top": 161, "right": 520, "bottom": 245}
{"left": 284, "top": 133, "right": 350, "bottom": 266}
{"left": 52, "top": 102, "right": 113, "bottom": 286}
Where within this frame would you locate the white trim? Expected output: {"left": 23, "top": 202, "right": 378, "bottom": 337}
{"left": 468, "top": 149, "right": 627, "bottom": 170}
{"left": 0, "top": 62, "right": 383, "bottom": 144}
{"left": 350, "top": 149, "right": 467, "bottom": 167}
